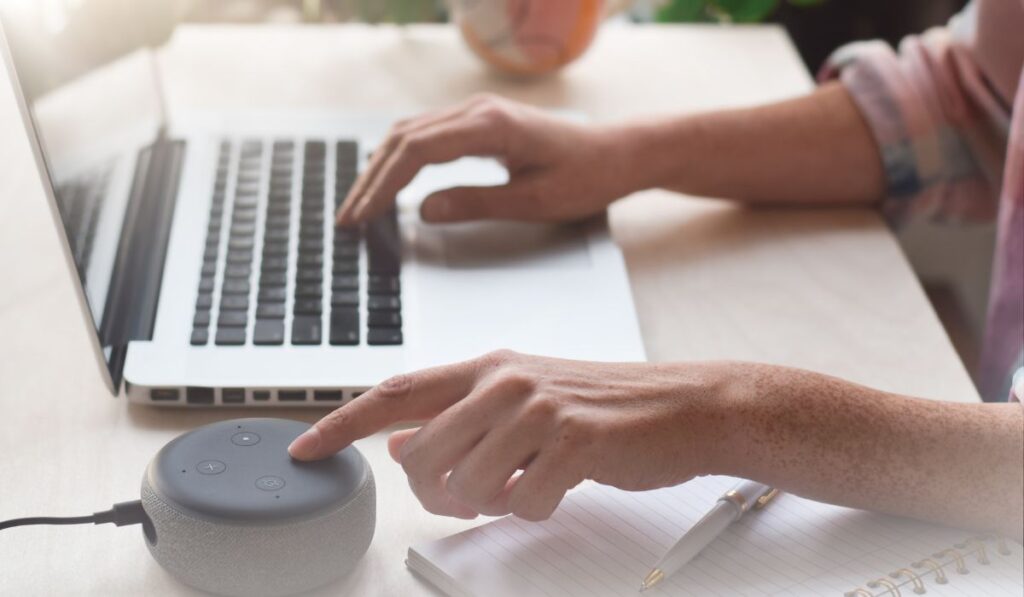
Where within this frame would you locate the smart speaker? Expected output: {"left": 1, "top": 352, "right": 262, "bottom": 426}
{"left": 140, "top": 418, "right": 375, "bottom": 597}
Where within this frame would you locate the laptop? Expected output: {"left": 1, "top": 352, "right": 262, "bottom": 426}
{"left": 0, "top": 14, "right": 645, "bottom": 407}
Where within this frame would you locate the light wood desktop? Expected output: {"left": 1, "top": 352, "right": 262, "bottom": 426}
{"left": 0, "top": 24, "right": 978, "bottom": 596}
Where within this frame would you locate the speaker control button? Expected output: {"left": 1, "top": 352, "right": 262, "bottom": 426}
{"left": 231, "top": 432, "right": 261, "bottom": 446}
{"left": 196, "top": 460, "right": 226, "bottom": 475}
{"left": 255, "top": 476, "right": 286, "bottom": 491}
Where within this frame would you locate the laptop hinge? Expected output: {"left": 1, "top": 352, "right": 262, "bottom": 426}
{"left": 100, "top": 136, "right": 186, "bottom": 389}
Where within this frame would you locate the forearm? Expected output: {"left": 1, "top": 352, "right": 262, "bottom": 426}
{"left": 615, "top": 82, "right": 885, "bottom": 206}
{"left": 705, "top": 363, "right": 1024, "bottom": 539}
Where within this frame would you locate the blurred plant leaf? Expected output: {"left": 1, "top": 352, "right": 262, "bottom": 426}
{"left": 712, "top": 0, "right": 778, "bottom": 22}
{"left": 656, "top": 0, "right": 825, "bottom": 23}
{"left": 656, "top": 0, "right": 709, "bottom": 22}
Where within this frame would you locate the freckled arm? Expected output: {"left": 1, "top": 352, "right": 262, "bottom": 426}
{"left": 707, "top": 364, "right": 1024, "bottom": 540}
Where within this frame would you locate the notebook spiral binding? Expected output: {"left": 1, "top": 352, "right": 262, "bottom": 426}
{"left": 844, "top": 535, "right": 1014, "bottom": 596}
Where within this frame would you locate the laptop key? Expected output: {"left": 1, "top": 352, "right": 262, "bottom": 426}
{"left": 215, "top": 327, "right": 246, "bottom": 345}
{"left": 253, "top": 320, "right": 285, "bottom": 345}
{"left": 293, "top": 299, "right": 322, "bottom": 315}
{"left": 368, "top": 311, "right": 402, "bottom": 328}
{"left": 225, "top": 264, "right": 251, "bottom": 278}
{"left": 298, "top": 253, "right": 324, "bottom": 267}
{"left": 222, "top": 279, "right": 250, "bottom": 295}
{"left": 217, "top": 311, "right": 247, "bottom": 327}
{"left": 260, "top": 271, "right": 287, "bottom": 287}
{"left": 262, "top": 257, "right": 287, "bottom": 271}
{"left": 299, "top": 239, "right": 323, "bottom": 252}
{"left": 296, "top": 268, "right": 322, "bottom": 283}
{"left": 258, "top": 287, "right": 287, "bottom": 302}
{"left": 196, "top": 294, "right": 213, "bottom": 309}
{"left": 331, "top": 292, "right": 359, "bottom": 308}
{"left": 190, "top": 328, "right": 209, "bottom": 345}
{"left": 333, "top": 244, "right": 359, "bottom": 259}
{"left": 229, "top": 237, "right": 255, "bottom": 251}
{"left": 368, "top": 275, "right": 400, "bottom": 294}
{"left": 193, "top": 311, "right": 211, "bottom": 326}
{"left": 295, "top": 283, "right": 323, "bottom": 298}
{"left": 332, "top": 275, "right": 359, "bottom": 291}
{"left": 263, "top": 241, "right": 288, "bottom": 256}
{"left": 256, "top": 303, "right": 286, "bottom": 319}
{"left": 220, "top": 295, "right": 249, "bottom": 310}
{"left": 227, "top": 250, "right": 253, "bottom": 264}
{"left": 291, "top": 316, "right": 322, "bottom": 345}
{"left": 198, "top": 277, "right": 215, "bottom": 293}
{"left": 368, "top": 328, "right": 403, "bottom": 346}
{"left": 329, "top": 309, "right": 360, "bottom": 346}
{"left": 231, "top": 223, "right": 256, "bottom": 236}
{"left": 368, "top": 295, "right": 400, "bottom": 311}
{"left": 333, "top": 260, "right": 359, "bottom": 275}
{"left": 265, "top": 229, "right": 290, "bottom": 242}
{"left": 201, "top": 262, "right": 217, "bottom": 276}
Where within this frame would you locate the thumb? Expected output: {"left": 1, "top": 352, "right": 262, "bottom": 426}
{"left": 420, "top": 184, "right": 538, "bottom": 222}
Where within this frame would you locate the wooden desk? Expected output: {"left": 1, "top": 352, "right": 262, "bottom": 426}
{"left": 0, "top": 24, "right": 977, "bottom": 596}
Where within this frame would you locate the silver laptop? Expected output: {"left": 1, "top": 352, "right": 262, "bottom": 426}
{"left": 0, "top": 16, "right": 645, "bottom": 407}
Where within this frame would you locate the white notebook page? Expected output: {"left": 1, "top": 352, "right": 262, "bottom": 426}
{"left": 408, "top": 476, "right": 1024, "bottom": 596}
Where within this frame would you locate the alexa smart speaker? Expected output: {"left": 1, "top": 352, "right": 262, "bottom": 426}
{"left": 140, "top": 418, "right": 375, "bottom": 596}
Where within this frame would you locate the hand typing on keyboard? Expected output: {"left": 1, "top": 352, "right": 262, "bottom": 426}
{"left": 335, "top": 94, "right": 639, "bottom": 226}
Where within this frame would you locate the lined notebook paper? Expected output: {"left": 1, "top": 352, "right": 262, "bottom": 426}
{"left": 407, "top": 476, "right": 1023, "bottom": 596}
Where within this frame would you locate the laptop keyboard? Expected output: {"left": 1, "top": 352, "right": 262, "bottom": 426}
{"left": 191, "top": 138, "right": 403, "bottom": 348}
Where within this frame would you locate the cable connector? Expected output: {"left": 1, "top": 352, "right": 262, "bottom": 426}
{"left": 1, "top": 499, "right": 153, "bottom": 542}
{"left": 91, "top": 500, "right": 150, "bottom": 528}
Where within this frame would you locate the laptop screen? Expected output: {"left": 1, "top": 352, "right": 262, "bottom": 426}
{"left": 0, "top": 5, "right": 169, "bottom": 382}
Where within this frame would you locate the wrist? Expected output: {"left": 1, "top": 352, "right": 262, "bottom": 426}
{"left": 606, "top": 115, "right": 700, "bottom": 195}
{"left": 594, "top": 119, "right": 677, "bottom": 197}
{"left": 689, "top": 361, "right": 770, "bottom": 478}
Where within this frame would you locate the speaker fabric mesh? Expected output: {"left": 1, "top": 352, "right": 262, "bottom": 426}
{"left": 141, "top": 471, "right": 375, "bottom": 597}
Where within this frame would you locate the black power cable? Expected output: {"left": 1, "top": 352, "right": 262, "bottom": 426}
{"left": 0, "top": 500, "right": 151, "bottom": 534}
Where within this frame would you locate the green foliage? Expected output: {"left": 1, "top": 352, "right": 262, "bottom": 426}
{"left": 656, "top": 0, "right": 825, "bottom": 23}
{"left": 352, "top": 0, "right": 444, "bottom": 24}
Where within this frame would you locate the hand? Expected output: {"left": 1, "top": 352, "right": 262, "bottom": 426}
{"left": 289, "top": 351, "right": 730, "bottom": 521}
{"left": 336, "top": 94, "right": 641, "bottom": 226}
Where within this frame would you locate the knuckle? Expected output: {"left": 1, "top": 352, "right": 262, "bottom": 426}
{"left": 398, "top": 439, "right": 425, "bottom": 475}
{"left": 317, "top": 407, "right": 353, "bottom": 438}
{"left": 396, "top": 134, "right": 426, "bottom": 161}
{"left": 376, "top": 373, "right": 414, "bottom": 401}
{"left": 383, "top": 126, "right": 407, "bottom": 149}
{"left": 444, "top": 471, "right": 475, "bottom": 504}
{"left": 478, "top": 103, "right": 510, "bottom": 126}
{"left": 489, "top": 368, "right": 535, "bottom": 397}
{"left": 390, "top": 117, "right": 414, "bottom": 134}
{"left": 470, "top": 92, "right": 501, "bottom": 108}
{"left": 522, "top": 394, "right": 561, "bottom": 423}
{"left": 554, "top": 411, "right": 599, "bottom": 448}
{"left": 479, "top": 348, "right": 518, "bottom": 369}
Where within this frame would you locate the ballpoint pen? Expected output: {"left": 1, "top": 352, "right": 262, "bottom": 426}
{"left": 639, "top": 480, "right": 779, "bottom": 592}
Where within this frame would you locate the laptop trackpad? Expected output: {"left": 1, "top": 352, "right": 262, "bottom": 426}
{"left": 414, "top": 221, "right": 592, "bottom": 271}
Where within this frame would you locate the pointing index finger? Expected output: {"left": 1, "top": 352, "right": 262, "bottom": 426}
{"left": 288, "top": 359, "right": 482, "bottom": 460}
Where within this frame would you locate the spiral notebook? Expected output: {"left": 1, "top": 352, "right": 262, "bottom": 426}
{"left": 407, "top": 476, "right": 1023, "bottom": 596}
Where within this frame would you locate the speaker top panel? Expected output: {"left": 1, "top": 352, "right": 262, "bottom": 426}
{"left": 147, "top": 418, "right": 368, "bottom": 523}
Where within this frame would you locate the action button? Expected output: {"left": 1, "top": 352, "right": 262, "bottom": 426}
{"left": 231, "top": 431, "right": 261, "bottom": 446}
{"left": 196, "top": 460, "right": 226, "bottom": 475}
{"left": 255, "top": 476, "right": 286, "bottom": 491}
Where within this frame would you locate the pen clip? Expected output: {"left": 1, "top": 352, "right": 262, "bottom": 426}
{"left": 753, "top": 488, "right": 779, "bottom": 510}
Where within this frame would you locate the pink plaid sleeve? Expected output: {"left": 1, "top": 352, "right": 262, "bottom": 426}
{"left": 819, "top": 29, "right": 1010, "bottom": 227}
